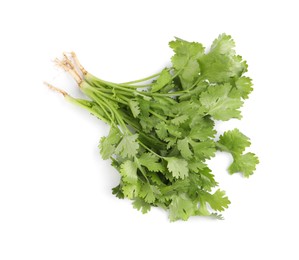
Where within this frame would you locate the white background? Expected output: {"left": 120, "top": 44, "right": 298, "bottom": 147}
{"left": 0, "top": 0, "right": 298, "bottom": 259}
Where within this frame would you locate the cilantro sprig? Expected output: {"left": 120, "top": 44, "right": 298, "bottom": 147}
{"left": 47, "top": 34, "right": 259, "bottom": 221}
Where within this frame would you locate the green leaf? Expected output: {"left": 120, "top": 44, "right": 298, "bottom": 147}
{"left": 169, "top": 38, "right": 205, "bottom": 89}
{"left": 112, "top": 184, "right": 124, "bottom": 199}
{"left": 187, "top": 160, "right": 207, "bottom": 173}
{"left": 165, "top": 157, "right": 189, "bottom": 179}
{"left": 229, "top": 152, "right": 259, "bottom": 177}
{"left": 151, "top": 69, "right": 172, "bottom": 92}
{"left": 199, "top": 189, "right": 230, "bottom": 212}
{"left": 189, "top": 117, "right": 216, "bottom": 141}
{"left": 132, "top": 198, "right": 151, "bottom": 214}
{"left": 139, "top": 183, "right": 159, "bottom": 203}
{"left": 191, "top": 140, "right": 216, "bottom": 160}
{"left": 99, "top": 127, "right": 121, "bottom": 159}
{"left": 165, "top": 136, "right": 177, "bottom": 149}
{"left": 199, "top": 34, "right": 247, "bottom": 83}
{"left": 208, "top": 189, "right": 231, "bottom": 211}
{"left": 171, "top": 114, "right": 189, "bottom": 126}
{"left": 199, "top": 167, "right": 218, "bottom": 191}
{"left": 115, "top": 134, "right": 139, "bottom": 158}
{"left": 155, "top": 122, "right": 168, "bottom": 140}
{"left": 210, "top": 33, "right": 236, "bottom": 55}
{"left": 166, "top": 124, "right": 182, "bottom": 138}
{"left": 122, "top": 182, "right": 140, "bottom": 199}
{"left": 218, "top": 128, "right": 251, "bottom": 155}
{"left": 169, "top": 193, "right": 196, "bottom": 221}
{"left": 140, "top": 115, "right": 160, "bottom": 133}
{"left": 177, "top": 138, "right": 193, "bottom": 159}
{"left": 148, "top": 172, "right": 164, "bottom": 185}
{"left": 128, "top": 99, "right": 140, "bottom": 118}
{"left": 120, "top": 160, "right": 138, "bottom": 184}
{"left": 138, "top": 153, "right": 164, "bottom": 172}
{"left": 200, "top": 83, "right": 243, "bottom": 120}
{"left": 232, "top": 76, "right": 253, "bottom": 99}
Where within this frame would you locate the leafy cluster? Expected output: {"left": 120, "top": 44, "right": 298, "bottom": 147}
{"left": 52, "top": 34, "right": 259, "bottom": 221}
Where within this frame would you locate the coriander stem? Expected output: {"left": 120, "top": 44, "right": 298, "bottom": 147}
{"left": 120, "top": 72, "right": 161, "bottom": 85}
{"left": 138, "top": 141, "right": 163, "bottom": 159}
{"left": 94, "top": 93, "right": 131, "bottom": 135}
{"left": 65, "top": 95, "right": 110, "bottom": 124}
{"left": 149, "top": 110, "right": 167, "bottom": 122}
{"left": 118, "top": 83, "right": 152, "bottom": 88}
{"left": 134, "top": 157, "right": 150, "bottom": 182}
{"left": 85, "top": 74, "right": 136, "bottom": 93}
{"left": 84, "top": 84, "right": 128, "bottom": 105}
{"left": 146, "top": 91, "right": 186, "bottom": 97}
{"left": 87, "top": 91, "right": 117, "bottom": 127}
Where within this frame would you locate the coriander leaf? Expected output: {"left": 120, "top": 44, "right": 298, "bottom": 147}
{"left": 169, "top": 193, "right": 196, "bottom": 221}
{"left": 187, "top": 160, "right": 207, "bottom": 173}
{"left": 112, "top": 184, "right": 124, "bottom": 199}
{"left": 210, "top": 33, "right": 236, "bottom": 55}
{"left": 165, "top": 136, "right": 177, "bottom": 149}
{"left": 166, "top": 124, "right": 182, "bottom": 138}
{"left": 122, "top": 182, "right": 140, "bottom": 199}
{"left": 199, "top": 167, "right": 218, "bottom": 191}
{"left": 217, "top": 128, "right": 251, "bottom": 155}
{"left": 120, "top": 160, "right": 138, "bottom": 184}
{"left": 229, "top": 152, "right": 259, "bottom": 177}
{"left": 199, "top": 189, "right": 230, "bottom": 212}
{"left": 138, "top": 153, "right": 164, "bottom": 172}
{"left": 132, "top": 198, "right": 151, "bottom": 214}
{"left": 128, "top": 99, "right": 140, "bottom": 118}
{"left": 139, "top": 183, "right": 159, "bottom": 203}
{"left": 199, "top": 34, "right": 247, "bottom": 83}
{"left": 231, "top": 76, "right": 253, "bottom": 99}
{"left": 207, "top": 189, "right": 230, "bottom": 211}
{"left": 200, "top": 83, "right": 243, "bottom": 120}
{"left": 190, "top": 140, "right": 216, "bottom": 160}
{"left": 99, "top": 127, "right": 121, "bottom": 159}
{"left": 155, "top": 122, "right": 168, "bottom": 140}
{"left": 148, "top": 172, "right": 164, "bottom": 185}
{"left": 169, "top": 38, "right": 204, "bottom": 89}
{"left": 140, "top": 115, "right": 160, "bottom": 133}
{"left": 165, "top": 157, "right": 189, "bottom": 179}
{"left": 177, "top": 138, "right": 193, "bottom": 160}
{"left": 171, "top": 114, "right": 189, "bottom": 126}
{"left": 139, "top": 98, "right": 150, "bottom": 117}
{"left": 99, "top": 137, "right": 115, "bottom": 160}
{"left": 189, "top": 117, "right": 216, "bottom": 141}
{"left": 115, "top": 134, "right": 139, "bottom": 158}
{"left": 151, "top": 69, "right": 172, "bottom": 92}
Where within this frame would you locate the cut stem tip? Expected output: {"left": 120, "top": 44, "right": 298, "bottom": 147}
{"left": 71, "top": 51, "right": 87, "bottom": 75}
{"left": 44, "top": 82, "right": 68, "bottom": 97}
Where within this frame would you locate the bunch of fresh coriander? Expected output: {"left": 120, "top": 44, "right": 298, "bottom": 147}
{"left": 48, "top": 34, "right": 259, "bottom": 221}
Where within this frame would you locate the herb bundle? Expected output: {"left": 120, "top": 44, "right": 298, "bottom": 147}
{"left": 48, "top": 34, "right": 259, "bottom": 221}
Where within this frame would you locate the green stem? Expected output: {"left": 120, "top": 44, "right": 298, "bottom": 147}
{"left": 149, "top": 110, "right": 167, "bottom": 122}
{"left": 65, "top": 95, "right": 110, "bottom": 124}
{"left": 118, "top": 82, "right": 153, "bottom": 88}
{"left": 120, "top": 72, "right": 161, "bottom": 85}
{"left": 134, "top": 157, "right": 149, "bottom": 182}
{"left": 85, "top": 91, "right": 117, "bottom": 127}
{"left": 138, "top": 141, "right": 163, "bottom": 159}
{"left": 96, "top": 94, "right": 131, "bottom": 135}
{"left": 85, "top": 74, "right": 137, "bottom": 93}
{"left": 146, "top": 91, "right": 187, "bottom": 97}
{"left": 86, "top": 86, "right": 128, "bottom": 105}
